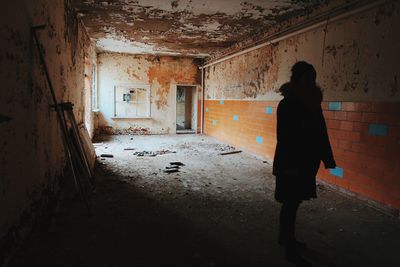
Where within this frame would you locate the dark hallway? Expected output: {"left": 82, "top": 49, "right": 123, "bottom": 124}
{"left": 8, "top": 136, "right": 400, "bottom": 267}
{"left": 1, "top": 0, "right": 400, "bottom": 266}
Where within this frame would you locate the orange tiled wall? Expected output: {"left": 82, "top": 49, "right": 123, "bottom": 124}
{"left": 204, "top": 100, "right": 400, "bottom": 210}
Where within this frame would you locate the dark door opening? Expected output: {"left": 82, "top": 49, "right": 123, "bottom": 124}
{"left": 176, "top": 85, "right": 197, "bottom": 133}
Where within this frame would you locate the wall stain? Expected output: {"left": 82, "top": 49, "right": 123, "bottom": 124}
{"left": 147, "top": 57, "right": 199, "bottom": 109}
{"left": 73, "top": 0, "right": 327, "bottom": 55}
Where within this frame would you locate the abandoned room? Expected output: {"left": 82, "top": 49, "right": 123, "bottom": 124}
{"left": 1, "top": 0, "right": 400, "bottom": 266}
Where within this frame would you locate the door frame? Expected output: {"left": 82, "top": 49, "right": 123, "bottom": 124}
{"left": 174, "top": 84, "right": 199, "bottom": 133}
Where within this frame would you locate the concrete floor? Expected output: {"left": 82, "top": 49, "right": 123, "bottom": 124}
{"left": 9, "top": 135, "right": 400, "bottom": 267}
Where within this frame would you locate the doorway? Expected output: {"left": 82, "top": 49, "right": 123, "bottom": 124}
{"left": 176, "top": 85, "right": 197, "bottom": 134}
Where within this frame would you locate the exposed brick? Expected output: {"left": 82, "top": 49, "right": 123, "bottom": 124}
{"left": 340, "top": 121, "right": 354, "bottom": 131}
{"left": 205, "top": 100, "right": 400, "bottom": 210}
{"left": 338, "top": 140, "right": 352, "bottom": 150}
{"left": 326, "top": 119, "right": 340, "bottom": 129}
{"left": 334, "top": 111, "right": 347, "bottom": 120}
{"left": 341, "top": 102, "right": 357, "bottom": 111}
{"left": 346, "top": 112, "right": 363, "bottom": 122}
{"left": 362, "top": 112, "right": 379, "bottom": 123}
{"left": 354, "top": 102, "right": 372, "bottom": 112}
{"left": 351, "top": 143, "right": 368, "bottom": 153}
{"left": 353, "top": 122, "right": 369, "bottom": 133}
{"left": 323, "top": 110, "right": 335, "bottom": 119}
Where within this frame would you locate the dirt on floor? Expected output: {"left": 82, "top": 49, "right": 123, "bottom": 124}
{"left": 8, "top": 134, "right": 400, "bottom": 267}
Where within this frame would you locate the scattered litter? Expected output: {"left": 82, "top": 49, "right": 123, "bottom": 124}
{"left": 124, "top": 148, "right": 136, "bottom": 151}
{"left": 164, "top": 169, "right": 179, "bottom": 173}
{"left": 170, "top": 162, "right": 185, "bottom": 166}
{"left": 93, "top": 142, "right": 104, "bottom": 146}
{"left": 327, "top": 207, "right": 337, "bottom": 212}
{"left": 220, "top": 150, "right": 242, "bottom": 156}
{"left": 215, "top": 144, "right": 236, "bottom": 152}
{"left": 134, "top": 150, "right": 175, "bottom": 157}
{"left": 100, "top": 154, "right": 114, "bottom": 158}
{"left": 166, "top": 166, "right": 180, "bottom": 170}
{"left": 162, "top": 162, "right": 185, "bottom": 173}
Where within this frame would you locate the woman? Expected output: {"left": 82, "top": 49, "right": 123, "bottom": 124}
{"left": 273, "top": 61, "right": 336, "bottom": 265}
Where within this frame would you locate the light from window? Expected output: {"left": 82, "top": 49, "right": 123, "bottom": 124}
{"left": 91, "top": 64, "right": 98, "bottom": 110}
{"left": 114, "top": 84, "right": 150, "bottom": 118}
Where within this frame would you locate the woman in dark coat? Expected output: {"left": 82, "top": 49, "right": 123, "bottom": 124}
{"left": 273, "top": 61, "right": 336, "bottom": 265}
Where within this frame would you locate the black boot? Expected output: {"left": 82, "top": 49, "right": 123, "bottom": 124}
{"left": 278, "top": 235, "right": 307, "bottom": 249}
{"left": 285, "top": 245, "right": 312, "bottom": 267}
{"left": 279, "top": 201, "right": 306, "bottom": 249}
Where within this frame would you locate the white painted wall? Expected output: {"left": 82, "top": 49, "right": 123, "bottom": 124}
{"left": 97, "top": 53, "right": 200, "bottom": 134}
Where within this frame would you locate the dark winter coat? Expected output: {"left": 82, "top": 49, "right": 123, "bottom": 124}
{"left": 273, "top": 85, "right": 336, "bottom": 203}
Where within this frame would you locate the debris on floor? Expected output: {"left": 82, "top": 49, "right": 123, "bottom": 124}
{"left": 166, "top": 166, "right": 179, "bottom": 170}
{"left": 220, "top": 150, "right": 242, "bottom": 155}
{"left": 164, "top": 168, "right": 180, "bottom": 173}
{"left": 100, "top": 154, "right": 114, "bottom": 158}
{"left": 170, "top": 161, "right": 185, "bottom": 166}
{"left": 215, "top": 144, "right": 236, "bottom": 152}
{"left": 164, "top": 162, "right": 185, "bottom": 173}
{"left": 123, "top": 148, "right": 136, "bottom": 151}
{"left": 133, "top": 149, "right": 176, "bottom": 157}
{"left": 9, "top": 134, "right": 400, "bottom": 267}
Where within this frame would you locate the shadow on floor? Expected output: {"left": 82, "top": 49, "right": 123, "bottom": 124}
{"left": 9, "top": 164, "right": 286, "bottom": 267}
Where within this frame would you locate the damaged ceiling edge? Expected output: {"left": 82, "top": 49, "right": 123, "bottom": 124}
{"left": 204, "top": 0, "right": 378, "bottom": 65}
{"left": 73, "top": 0, "right": 331, "bottom": 58}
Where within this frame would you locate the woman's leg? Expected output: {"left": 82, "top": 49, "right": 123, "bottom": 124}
{"left": 279, "top": 200, "right": 301, "bottom": 246}
{"left": 279, "top": 200, "right": 312, "bottom": 265}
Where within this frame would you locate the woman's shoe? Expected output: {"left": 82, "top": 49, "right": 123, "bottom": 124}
{"left": 285, "top": 248, "right": 312, "bottom": 267}
{"left": 278, "top": 236, "right": 307, "bottom": 249}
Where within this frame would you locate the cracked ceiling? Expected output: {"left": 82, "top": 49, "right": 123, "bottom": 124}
{"left": 73, "top": 0, "right": 328, "bottom": 57}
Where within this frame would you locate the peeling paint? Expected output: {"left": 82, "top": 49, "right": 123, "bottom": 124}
{"left": 148, "top": 57, "right": 199, "bottom": 109}
{"left": 0, "top": 0, "right": 96, "bottom": 263}
{"left": 97, "top": 53, "right": 200, "bottom": 134}
{"left": 205, "top": 1, "right": 400, "bottom": 102}
{"left": 73, "top": 0, "right": 327, "bottom": 56}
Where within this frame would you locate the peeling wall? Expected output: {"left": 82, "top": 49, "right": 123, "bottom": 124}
{"left": 205, "top": 1, "right": 400, "bottom": 102}
{"left": 0, "top": 0, "right": 95, "bottom": 262}
{"left": 97, "top": 53, "right": 200, "bottom": 134}
{"left": 203, "top": 1, "right": 400, "bottom": 211}
{"left": 73, "top": 0, "right": 330, "bottom": 56}
{"left": 84, "top": 45, "right": 98, "bottom": 138}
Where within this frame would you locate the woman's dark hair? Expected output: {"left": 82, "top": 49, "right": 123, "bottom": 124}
{"left": 290, "top": 61, "right": 316, "bottom": 84}
{"left": 280, "top": 61, "right": 321, "bottom": 102}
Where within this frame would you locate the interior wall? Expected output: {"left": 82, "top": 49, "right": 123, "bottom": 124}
{"left": 96, "top": 53, "right": 201, "bottom": 134}
{"left": 191, "top": 87, "right": 198, "bottom": 131}
{"left": 204, "top": 1, "right": 400, "bottom": 211}
{"left": 184, "top": 87, "right": 193, "bottom": 129}
{"left": 176, "top": 87, "right": 186, "bottom": 129}
{"left": 0, "top": 0, "right": 95, "bottom": 262}
{"left": 84, "top": 46, "right": 97, "bottom": 138}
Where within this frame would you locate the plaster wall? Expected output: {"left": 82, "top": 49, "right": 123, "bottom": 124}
{"left": 203, "top": 1, "right": 400, "bottom": 211}
{"left": 97, "top": 53, "right": 200, "bottom": 134}
{"left": 205, "top": 1, "right": 400, "bottom": 102}
{"left": 0, "top": 0, "right": 95, "bottom": 262}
